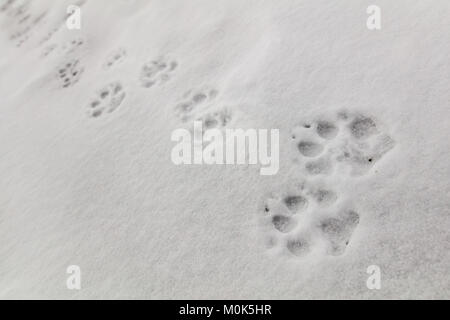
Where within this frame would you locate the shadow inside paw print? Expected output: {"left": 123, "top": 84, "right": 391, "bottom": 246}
{"left": 316, "top": 120, "right": 339, "bottom": 139}
{"left": 283, "top": 195, "right": 309, "bottom": 213}
{"left": 139, "top": 56, "right": 178, "bottom": 88}
{"left": 318, "top": 209, "right": 360, "bottom": 256}
{"left": 348, "top": 116, "right": 377, "bottom": 140}
{"left": 272, "top": 215, "right": 297, "bottom": 233}
{"left": 286, "top": 237, "right": 311, "bottom": 257}
{"left": 297, "top": 141, "right": 324, "bottom": 157}
{"left": 263, "top": 187, "right": 313, "bottom": 219}
{"left": 87, "top": 82, "right": 126, "bottom": 119}
{"left": 313, "top": 189, "right": 337, "bottom": 207}
{"left": 336, "top": 113, "right": 396, "bottom": 175}
{"left": 305, "top": 157, "right": 334, "bottom": 176}
{"left": 57, "top": 59, "right": 84, "bottom": 88}
{"left": 263, "top": 190, "right": 308, "bottom": 235}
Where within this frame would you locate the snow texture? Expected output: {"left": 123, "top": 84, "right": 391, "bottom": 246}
{"left": 0, "top": 0, "right": 449, "bottom": 299}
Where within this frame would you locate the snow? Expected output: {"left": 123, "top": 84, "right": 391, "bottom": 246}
{"left": 0, "top": 0, "right": 449, "bottom": 299}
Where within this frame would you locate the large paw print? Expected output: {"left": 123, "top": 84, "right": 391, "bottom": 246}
{"left": 86, "top": 82, "right": 126, "bottom": 119}
{"left": 291, "top": 111, "right": 395, "bottom": 176}
{"left": 260, "top": 182, "right": 357, "bottom": 258}
{"left": 139, "top": 56, "right": 178, "bottom": 88}
{"left": 57, "top": 59, "right": 84, "bottom": 88}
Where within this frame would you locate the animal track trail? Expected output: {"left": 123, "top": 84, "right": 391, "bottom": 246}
{"left": 292, "top": 111, "right": 395, "bottom": 177}
{"left": 57, "top": 59, "right": 84, "bottom": 88}
{"left": 4, "top": 3, "right": 47, "bottom": 48}
{"left": 1, "top": 0, "right": 89, "bottom": 48}
{"left": 286, "top": 236, "right": 311, "bottom": 257}
{"left": 86, "top": 82, "right": 126, "bottom": 119}
{"left": 139, "top": 56, "right": 178, "bottom": 88}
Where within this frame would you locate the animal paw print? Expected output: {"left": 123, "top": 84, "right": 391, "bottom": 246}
{"left": 57, "top": 59, "right": 84, "bottom": 88}
{"left": 139, "top": 56, "right": 178, "bottom": 88}
{"left": 86, "top": 82, "right": 126, "bottom": 119}
{"left": 292, "top": 111, "right": 395, "bottom": 176}
{"left": 196, "top": 107, "right": 234, "bottom": 130}
{"left": 260, "top": 182, "right": 357, "bottom": 258}
{"left": 103, "top": 47, "right": 127, "bottom": 69}
{"left": 41, "top": 37, "right": 84, "bottom": 58}
{"left": 41, "top": 43, "right": 57, "bottom": 58}
{"left": 38, "top": 27, "right": 59, "bottom": 46}
{"left": 61, "top": 37, "right": 85, "bottom": 55}
{"left": 174, "top": 87, "right": 219, "bottom": 123}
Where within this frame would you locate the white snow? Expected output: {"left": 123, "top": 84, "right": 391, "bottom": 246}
{"left": 0, "top": 0, "right": 449, "bottom": 299}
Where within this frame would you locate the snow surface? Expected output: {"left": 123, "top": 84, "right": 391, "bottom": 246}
{"left": 0, "top": 0, "right": 449, "bottom": 299}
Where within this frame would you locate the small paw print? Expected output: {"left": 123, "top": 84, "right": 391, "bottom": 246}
{"left": 87, "top": 82, "right": 126, "bottom": 119}
{"left": 139, "top": 56, "right": 178, "bottom": 88}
